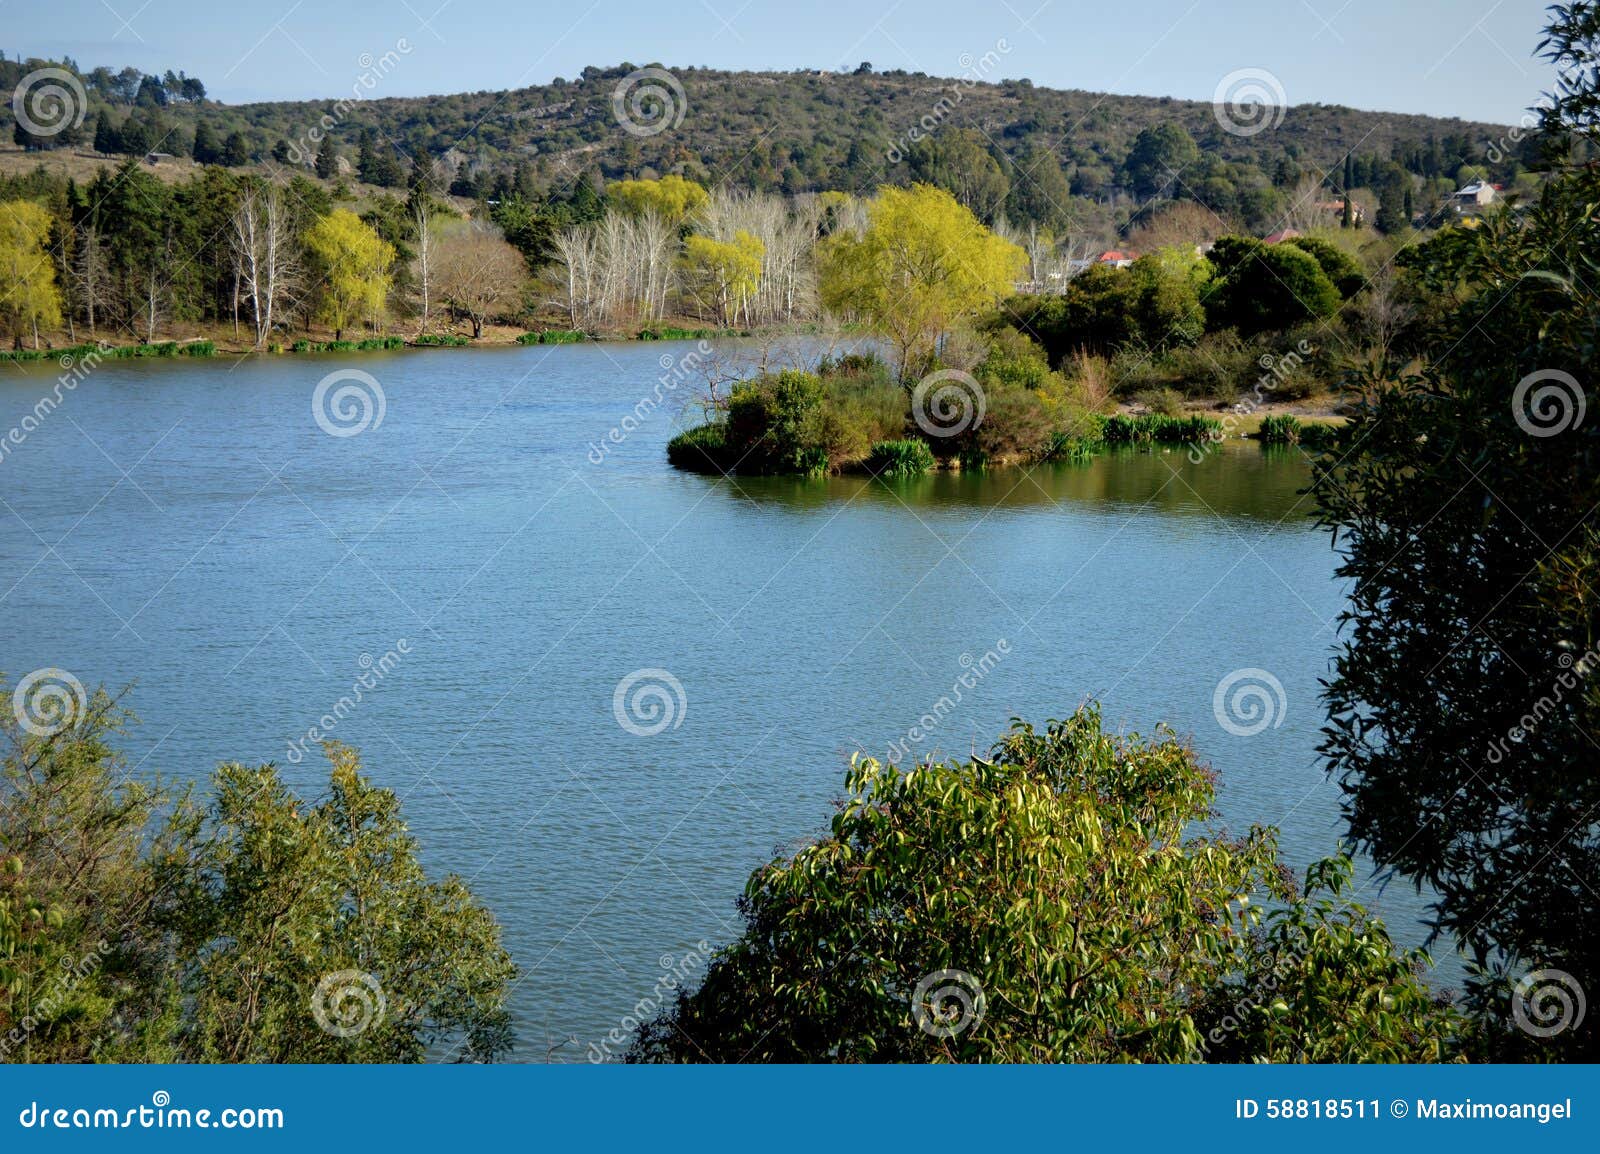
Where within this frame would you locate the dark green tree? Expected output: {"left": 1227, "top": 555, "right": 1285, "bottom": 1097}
{"left": 1122, "top": 123, "right": 1200, "bottom": 199}
{"left": 191, "top": 119, "right": 220, "bottom": 164}
{"left": 220, "top": 131, "right": 249, "bottom": 166}
{"left": 1313, "top": 2, "right": 1600, "bottom": 1061}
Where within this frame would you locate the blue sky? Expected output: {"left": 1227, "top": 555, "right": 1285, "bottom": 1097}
{"left": 5, "top": 0, "right": 1558, "bottom": 122}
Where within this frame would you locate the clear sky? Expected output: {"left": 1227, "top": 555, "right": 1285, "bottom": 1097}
{"left": 4, "top": 0, "right": 1559, "bottom": 123}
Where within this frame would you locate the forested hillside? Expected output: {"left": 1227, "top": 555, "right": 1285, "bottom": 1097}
{"left": 3, "top": 53, "right": 1525, "bottom": 237}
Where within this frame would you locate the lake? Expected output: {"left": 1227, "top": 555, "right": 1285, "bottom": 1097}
{"left": 0, "top": 339, "right": 1444, "bottom": 1059}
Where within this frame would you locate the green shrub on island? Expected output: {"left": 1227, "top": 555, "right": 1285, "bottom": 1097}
{"left": 666, "top": 422, "right": 731, "bottom": 473}
{"left": 866, "top": 439, "right": 935, "bottom": 477}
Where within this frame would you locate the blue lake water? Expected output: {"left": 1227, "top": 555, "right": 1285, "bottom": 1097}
{"left": 0, "top": 339, "right": 1448, "bottom": 1058}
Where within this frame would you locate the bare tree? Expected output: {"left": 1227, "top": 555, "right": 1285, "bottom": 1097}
{"left": 231, "top": 184, "right": 300, "bottom": 347}
{"left": 436, "top": 221, "right": 527, "bottom": 338}
{"left": 72, "top": 226, "right": 108, "bottom": 338}
{"left": 413, "top": 200, "right": 435, "bottom": 334}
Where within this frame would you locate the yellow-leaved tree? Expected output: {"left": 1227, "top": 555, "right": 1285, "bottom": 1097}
{"left": 305, "top": 209, "right": 395, "bottom": 340}
{"left": 819, "top": 184, "right": 1025, "bottom": 380}
{"left": 0, "top": 200, "right": 64, "bottom": 349}
{"left": 680, "top": 229, "right": 764, "bottom": 326}
{"left": 607, "top": 175, "right": 709, "bottom": 222}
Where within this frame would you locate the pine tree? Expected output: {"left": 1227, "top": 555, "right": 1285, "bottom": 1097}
{"left": 315, "top": 143, "right": 338, "bottom": 180}
{"left": 221, "top": 131, "right": 249, "bottom": 167}
{"left": 93, "top": 114, "right": 118, "bottom": 155}
{"left": 192, "top": 120, "right": 219, "bottom": 165}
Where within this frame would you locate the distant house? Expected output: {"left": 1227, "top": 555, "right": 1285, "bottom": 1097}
{"left": 1262, "top": 228, "right": 1302, "bottom": 245}
{"left": 144, "top": 152, "right": 175, "bottom": 165}
{"left": 1095, "top": 250, "right": 1136, "bottom": 269}
{"left": 1453, "top": 180, "right": 1497, "bottom": 209}
{"left": 1319, "top": 198, "right": 1365, "bottom": 225}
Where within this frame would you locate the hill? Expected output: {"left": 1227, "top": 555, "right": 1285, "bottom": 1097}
{"left": 2, "top": 55, "right": 1523, "bottom": 229}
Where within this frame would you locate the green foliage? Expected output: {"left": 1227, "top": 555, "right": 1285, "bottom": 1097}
{"left": 665, "top": 422, "right": 731, "bottom": 473}
{"left": 628, "top": 708, "right": 1459, "bottom": 1063}
{"left": 1258, "top": 414, "right": 1302, "bottom": 444}
{"left": 412, "top": 333, "right": 470, "bottom": 346}
{"left": 1102, "top": 413, "right": 1220, "bottom": 444}
{"left": 0, "top": 683, "right": 516, "bottom": 1063}
{"left": 1204, "top": 238, "right": 1342, "bottom": 335}
{"left": 866, "top": 438, "right": 935, "bottom": 477}
{"left": 1312, "top": 159, "right": 1600, "bottom": 1061}
{"left": 1283, "top": 235, "right": 1366, "bottom": 298}
{"left": 515, "top": 329, "right": 590, "bottom": 344}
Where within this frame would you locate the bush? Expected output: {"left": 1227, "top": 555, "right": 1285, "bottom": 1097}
{"left": 628, "top": 708, "right": 1461, "bottom": 1063}
{"left": 413, "top": 333, "right": 470, "bottom": 347}
{"left": 866, "top": 439, "right": 935, "bottom": 477}
{"left": 1258, "top": 413, "right": 1302, "bottom": 444}
{"left": 515, "top": 329, "right": 589, "bottom": 345}
{"left": 1103, "top": 413, "right": 1221, "bottom": 445}
{"left": 1136, "top": 386, "right": 1185, "bottom": 416}
{"left": 665, "top": 422, "right": 731, "bottom": 473}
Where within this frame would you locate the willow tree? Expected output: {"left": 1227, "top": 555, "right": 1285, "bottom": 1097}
{"left": 0, "top": 200, "right": 64, "bottom": 348}
{"left": 305, "top": 208, "right": 394, "bottom": 340}
{"left": 819, "top": 184, "right": 1025, "bottom": 381}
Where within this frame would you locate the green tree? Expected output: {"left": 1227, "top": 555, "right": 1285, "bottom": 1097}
{"left": 1122, "top": 123, "right": 1200, "bottom": 199}
{"left": 905, "top": 128, "right": 1010, "bottom": 224}
{"left": 315, "top": 142, "right": 339, "bottom": 180}
{"left": 192, "top": 120, "right": 220, "bottom": 164}
{"left": 629, "top": 709, "right": 1459, "bottom": 1062}
{"left": 1004, "top": 142, "right": 1075, "bottom": 230}
{"left": 1204, "top": 236, "right": 1341, "bottom": 334}
{"left": 220, "top": 130, "right": 249, "bottom": 167}
{"left": 1313, "top": 11, "right": 1600, "bottom": 1059}
{"left": 0, "top": 682, "right": 516, "bottom": 1063}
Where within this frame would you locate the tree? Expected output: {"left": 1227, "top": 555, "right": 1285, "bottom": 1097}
{"left": 0, "top": 200, "right": 64, "bottom": 348}
{"left": 220, "top": 131, "right": 249, "bottom": 167}
{"left": 629, "top": 709, "right": 1459, "bottom": 1062}
{"left": 305, "top": 208, "right": 395, "bottom": 339}
{"left": 231, "top": 182, "right": 300, "bottom": 346}
{"left": 1313, "top": 9, "right": 1600, "bottom": 1059}
{"left": 315, "top": 143, "right": 339, "bottom": 180}
{"left": 412, "top": 199, "right": 435, "bottom": 333}
{"left": 1282, "top": 234, "right": 1366, "bottom": 298}
{"left": 1003, "top": 142, "right": 1075, "bottom": 230}
{"left": 1122, "top": 123, "right": 1200, "bottom": 199}
{"left": 71, "top": 224, "right": 109, "bottom": 337}
{"left": 1203, "top": 236, "right": 1341, "bottom": 335}
{"left": 905, "top": 129, "right": 1010, "bottom": 224}
{"left": 0, "top": 682, "right": 516, "bottom": 1062}
{"left": 607, "top": 175, "right": 708, "bottom": 222}
{"left": 434, "top": 221, "right": 526, "bottom": 337}
{"left": 680, "top": 230, "right": 763, "bottom": 326}
{"left": 819, "top": 183, "right": 1025, "bottom": 379}
{"left": 192, "top": 120, "right": 220, "bottom": 164}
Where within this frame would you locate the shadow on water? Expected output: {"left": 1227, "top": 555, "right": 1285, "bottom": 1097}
{"left": 697, "top": 440, "right": 1319, "bottom": 523}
